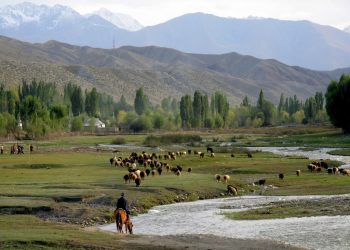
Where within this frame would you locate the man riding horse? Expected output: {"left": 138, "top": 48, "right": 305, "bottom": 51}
{"left": 116, "top": 192, "right": 130, "bottom": 219}
{"left": 115, "top": 193, "right": 133, "bottom": 233}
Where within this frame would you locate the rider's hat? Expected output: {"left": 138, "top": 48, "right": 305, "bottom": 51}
{"left": 121, "top": 192, "right": 124, "bottom": 196}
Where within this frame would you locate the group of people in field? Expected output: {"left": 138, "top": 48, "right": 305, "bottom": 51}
{"left": 0, "top": 144, "right": 34, "bottom": 155}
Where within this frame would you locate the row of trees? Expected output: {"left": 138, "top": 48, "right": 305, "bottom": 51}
{"left": 0, "top": 80, "right": 119, "bottom": 138}
{"left": 1, "top": 74, "right": 349, "bottom": 137}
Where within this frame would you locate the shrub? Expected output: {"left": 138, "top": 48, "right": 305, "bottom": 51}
{"left": 71, "top": 117, "right": 83, "bottom": 132}
{"left": 112, "top": 137, "right": 126, "bottom": 145}
{"left": 143, "top": 134, "right": 201, "bottom": 146}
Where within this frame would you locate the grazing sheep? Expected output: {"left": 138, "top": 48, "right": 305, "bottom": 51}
{"left": 340, "top": 169, "right": 350, "bottom": 176}
{"left": 279, "top": 173, "right": 284, "bottom": 180}
{"left": 254, "top": 179, "right": 266, "bottom": 186}
{"left": 223, "top": 175, "right": 230, "bottom": 183}
{"left": 140, "top": 171, "right": 146, "bottom": 180}
{"left": 227, "top": 185, "right": 238, "bottom": 196}
{"left": 157, "top": 167, "right": 163, "bottom": 175}
{"left": 307, "top": 164, "right": 314, "bottom": 172}
{"left": 207, "top": 147, "right": 214, "bottom": 153}
{"left": 231, "top": 153, "right": 235, "bottom": 157}
{"left": 176, "top": 165, "right": 183, "bottom": 172}
{"left": 187, "top": 167, "right": 192, "bottom": 173}
{"left": 135, "top": 177, "right": 141, "bottom": 187}
{"left": 308, "top": 163, "right": 320, "bottom": 172}
{"left": 128, "top": 172, "right": 137, "bottom": 181}
{"left": 187, "top": 149, "right": 192, "bottom": 155}
{"left": 110, "top": 158, "right": 115, "bottom": 166}
{"left": 165, "top": 165, "right": 170, "bottom": 172}
{"left": 333, "top": 167, "right": 339, "bottom": 175}
{"left": 247, "top": 152, "right": 252, "bottom": 158}
{"left": 123, "top": 174, "right": 129, "bottom": 184}
{"left": 151, "top": 169, "right": 157, "bottom": 176}
{"left": 171, "top": 167, "right": 178, "bottom": 173}
{"left": 134, "top": 170, "right": 141, "bottom": 178}
{"left": 176, "top": 170, "right": 181, "bottom": 176}
{"left": 199, "top": 152, "right": 205, "bottom": 158}
{"left": 320, "top": 161, "right": 328, "bottom": 169}
{"left": 145, "top": 169, "right": 151, "bottom": 176}
{"left": 210, "top": 152, "right": 215, "bottom": 157}
{"left": 296, "top": 170, "right": 301, "bottom": 176}
{"left": 215, "top": 174, "right": 221, "bottom": 182}
{"left": 327, "top": 168, "right": 333, "bottom": 174}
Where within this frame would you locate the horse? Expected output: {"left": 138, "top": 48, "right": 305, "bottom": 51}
{"left": 114, "top": 208, "right": 133, "bottom": 234}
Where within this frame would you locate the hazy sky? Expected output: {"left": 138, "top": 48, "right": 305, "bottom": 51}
{"left": 0, "top": 0, "right": 349, "bottom": 29}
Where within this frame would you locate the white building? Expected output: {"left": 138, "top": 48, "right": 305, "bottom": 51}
{"left": 84, "top": 118, "right": 105, "bottom": 128}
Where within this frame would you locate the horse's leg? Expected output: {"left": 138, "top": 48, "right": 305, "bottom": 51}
{"left": 116, "top": 214, "right": 123, "bottom": 233}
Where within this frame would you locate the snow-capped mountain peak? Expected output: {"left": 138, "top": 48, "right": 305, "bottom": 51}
{"left": 91, "top": 8, "right": 143, "bottom": 31}
{"left": 0, "top": 2, "right": 81, "bottom": 28}
{"left": 344, "top": 25, "right": 350, "bottom": 33}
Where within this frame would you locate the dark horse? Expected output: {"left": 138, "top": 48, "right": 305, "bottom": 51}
{"left": 114, "top": 208, "right": 133, "bottom": 234}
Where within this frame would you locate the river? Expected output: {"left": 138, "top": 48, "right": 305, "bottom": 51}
{"left": 246, "top": 147, "right": 350, "bottom": 167}
{"left": 100, "top": 194, "right": 350, "bottom": 250}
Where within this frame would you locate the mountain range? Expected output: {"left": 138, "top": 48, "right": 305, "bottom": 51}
{"left": 0, "top": 35, "right": 349, "bottom": 106}
{"left": 1, "top": 3, "right": 350, "bottom": 70}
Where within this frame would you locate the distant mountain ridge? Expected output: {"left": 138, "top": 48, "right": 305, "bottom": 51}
{"left": 0, "top": 36, "right": 349, "bottom": 106}
{"left": 1, "top": 3, "right": 350, "bottom": 70}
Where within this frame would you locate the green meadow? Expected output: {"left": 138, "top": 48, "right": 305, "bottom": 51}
{"left": 1, "top": 128, "right": 350, "bottom": 249}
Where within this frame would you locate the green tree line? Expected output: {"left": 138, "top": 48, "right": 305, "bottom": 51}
{"left": 2, "top": 75, "right": 348, "bottom": 137}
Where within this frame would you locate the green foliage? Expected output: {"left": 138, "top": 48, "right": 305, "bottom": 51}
{"left": 325, "top": 74, "right": 350, "bottom": 133}
{"left": 85, "top": 87, "right": 99, "bottom": 117}
{"left": 111, "top": 137, "right": 127, "bottom": 145}
{"left": 180, "top": 95, "right": 193, "bottom": 128}
{"left": 115, "top": 95, "right": 133, "bottom": 112}
{"left": 134, "top": 87, "right": 149, "bottom": 115}
{"left": 152, "top": 112, "right": 165, "bottom": 129}
{"left": 71, "top": 116, "right": 83, "bottom": 132}
{"left": 130, "top": 115, "right": 152, "bottom": 132}
{"left": 143, "top": 134, "right": 201, "bottom": 146}
{"left": 0, "top": 113, "right": 16, "bottom": 136}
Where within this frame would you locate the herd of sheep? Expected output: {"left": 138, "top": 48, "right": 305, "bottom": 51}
{"left": 109, "top": 148, "right": 349, "bottom": 197}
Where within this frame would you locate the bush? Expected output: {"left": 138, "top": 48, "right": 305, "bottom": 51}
{"left": 143, "top": 134, "right": 201, "bottom": 146}
{"left": 71, "top": 117, "right": 83, "bottom": 132}
{"left": 111, "top": 137, "right": 126, "bottom": 145}
{"left": 130, "top": 116, "right": 152, "bottom": 132}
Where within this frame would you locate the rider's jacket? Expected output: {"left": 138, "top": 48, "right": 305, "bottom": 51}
{"left": 116, "top": 196, "right": 129, "bottom": 213}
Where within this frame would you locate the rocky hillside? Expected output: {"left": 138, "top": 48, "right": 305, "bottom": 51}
{"left": 0, "top": 36, "right": 346, "bottom": 105}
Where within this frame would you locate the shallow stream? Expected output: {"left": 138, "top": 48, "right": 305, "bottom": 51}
{"left": 100, "top": 195, "right": 350, "bottom": 250}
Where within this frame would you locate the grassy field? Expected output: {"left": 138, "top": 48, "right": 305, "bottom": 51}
{"left": 1, "top": 127, "right": 350, "bottom": 249}
{"left": 224, "top": 196, "right": 350, "bottom": 220}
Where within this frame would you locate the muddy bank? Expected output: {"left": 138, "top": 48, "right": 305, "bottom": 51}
{"left": 113, "top": 234, "right": 305, "bottom": 250}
